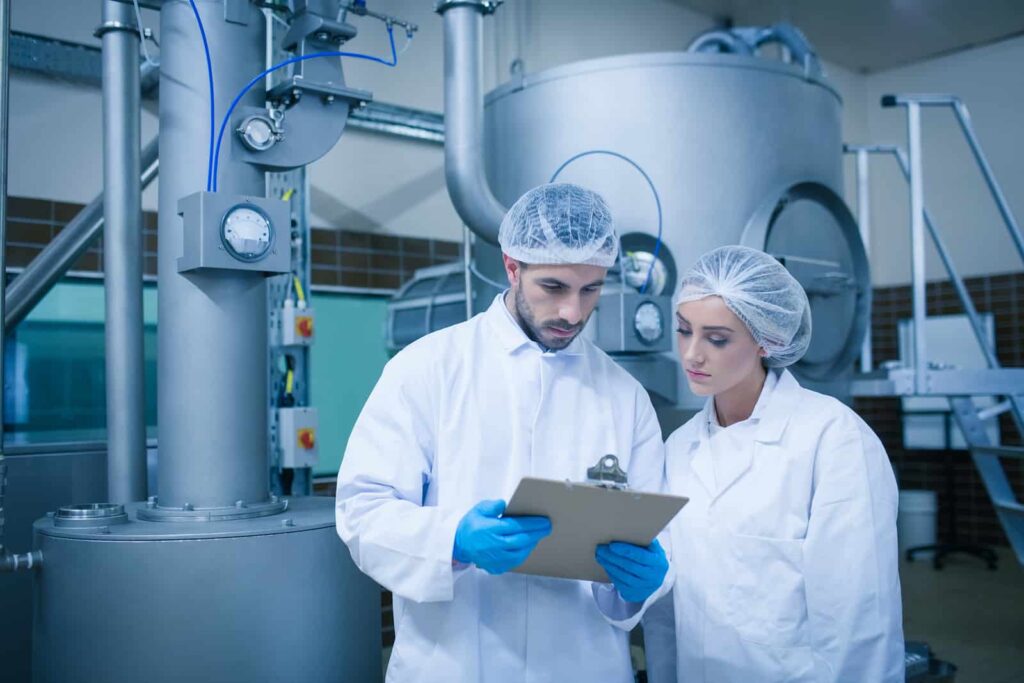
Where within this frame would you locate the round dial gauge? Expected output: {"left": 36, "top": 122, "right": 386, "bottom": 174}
{"left": 221, "top": 205, "right": 273, "bottom": 262}
{"left": 633, "top": 301, "right": 664, "bottom": 345}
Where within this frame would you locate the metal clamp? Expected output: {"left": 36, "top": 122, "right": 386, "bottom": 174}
{"left": 435, "top": 0, "right": 503, "bottom": 15}
{"left": 94, "top": 20, "right": 141, "bottom": 39}
{"left": 587, "top": 455, "right": 629, "bottom": 490}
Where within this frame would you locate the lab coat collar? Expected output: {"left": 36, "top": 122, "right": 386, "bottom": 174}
{"left": 485, "top": 292, "right": 585, "bottom": 356}
{"left": 686, "top": 369, "right": 796, "bottom": 499}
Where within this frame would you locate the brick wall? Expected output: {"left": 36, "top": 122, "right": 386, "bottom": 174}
{"left": 4, "top": 195, "right": 461, "bottom": 290}
{"left": 856, "top": 272, "right": 1024, "bottom": 548}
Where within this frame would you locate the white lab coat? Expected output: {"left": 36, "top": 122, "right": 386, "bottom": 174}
{"left": 644, "top": 369, "right": 904, "bottom": 683}
{"left": 336, "top": 294, "right": 670, "bottom": 683}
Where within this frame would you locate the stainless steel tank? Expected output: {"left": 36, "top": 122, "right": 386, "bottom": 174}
{"left": 476, "top": 51, "right": 868, "bottom": 395}
{"left": 32, "top": 498, "right": 381, "bottom": 683}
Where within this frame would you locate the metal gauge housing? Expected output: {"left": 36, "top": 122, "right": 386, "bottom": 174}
{"left": 221, "top": 204, "right": 274, "bottom": 262}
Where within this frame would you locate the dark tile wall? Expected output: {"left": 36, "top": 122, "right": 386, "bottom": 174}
{"left": 855, "top": 271, "right": 1024, "bottom": 549}
{"left": 4, "top": 195, "right": 461, "bottom": 291}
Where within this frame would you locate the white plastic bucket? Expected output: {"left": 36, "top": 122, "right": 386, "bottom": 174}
{"left": 898, "top": 489, "right": 938, "bottom": 560}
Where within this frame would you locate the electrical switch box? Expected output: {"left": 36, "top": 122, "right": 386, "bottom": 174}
{"left": 282, "top": 304, "right": 315, "bottom": 346}
{"left": 278, "top": 406, "right": 318, "bottom": 468}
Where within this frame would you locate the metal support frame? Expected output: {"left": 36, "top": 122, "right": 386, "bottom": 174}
{"left": 854, "top": 148, "right": 872, "bottom": 373}
{"left": 101, "top": 0, "right": 147, "bottom": 504}
{"left": 3, "top": 139, "right": 158, "bottom": 332}
{"left": 906, "top": 102, "right": 927, "bottom": 395}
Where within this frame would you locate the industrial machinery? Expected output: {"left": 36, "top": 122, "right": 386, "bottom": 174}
{"left": 0, "top": 1, "right": 423, "bottom": 680}
{"left": 390, "top": 2, "right": 870, "bottom": 422}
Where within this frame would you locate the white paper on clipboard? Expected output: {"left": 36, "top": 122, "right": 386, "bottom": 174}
{"left": 504, "top": 477, "right": 688, "bottom": 583}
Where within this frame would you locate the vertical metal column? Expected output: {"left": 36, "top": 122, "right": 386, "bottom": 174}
{"left": 855, "top": 148, "right": 872, "bottom": 374}
{"left": 157, "top": 0, "right": 269, "bottom": 510}
{"left": 907, "top": 102, "right": 928, "bottom": 394}
{"left": 0, "top": 0, "right": 11, "bottom": 558}
{"left": 101, "top": 0, "right": 146, "bottom": 504}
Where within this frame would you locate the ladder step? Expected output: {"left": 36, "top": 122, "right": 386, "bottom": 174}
{"left": 973, "top": 445, "right": 1024, "bottom": 460}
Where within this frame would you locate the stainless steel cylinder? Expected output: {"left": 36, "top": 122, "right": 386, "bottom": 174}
{"left": 480, "top": 52, "right": 869, "bottom": 387}
{"left": 101, "top": 0, "right": 147, "bottom": 504}
{"left": 32, "top": 497, "right": 382, "bottom": 683}
{"left": 157, "top": 0, "right": 269, "bottom": 510}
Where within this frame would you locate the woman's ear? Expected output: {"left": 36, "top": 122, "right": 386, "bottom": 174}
{"left": 757, "top": 347, "right": 768, "bottom": 358}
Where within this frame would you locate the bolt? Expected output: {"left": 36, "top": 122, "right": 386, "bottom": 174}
{"left": 316, "top": 31, "right": 330, "bottom": 42}
{"left": 282, "top": 518, "right": 295, "bottom": 528}
{"left": 235, "top": 500, "right": 246, "bottom": 508}
{"left": 325, "top": 95, "right": 335, "bottom": 104}
{"left": 183, "top": 502, "right": 194, "bottom": 511}
{"left": 271, "top": 495, "right": 279, "bottom": 503}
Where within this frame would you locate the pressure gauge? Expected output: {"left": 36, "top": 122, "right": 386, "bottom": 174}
{"left": 221, "top": 205, "right": 274, "bottom": 262}
{"left": 633, "top": 301, "right": 664, "bottom": 345}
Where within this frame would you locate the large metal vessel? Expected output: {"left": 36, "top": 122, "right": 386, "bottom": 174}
{"left": 474, "top": 49, "right": 868, "bottom": 396}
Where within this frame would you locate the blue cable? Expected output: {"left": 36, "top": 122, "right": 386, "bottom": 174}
{"left": 549, "top": 150, "right": 663, "bottom": 294}
{"left": 211, "top": 24, "right": 397, "bottom": 192}
{"left": 187, "top": 0, "right": 217, "bottom": 192}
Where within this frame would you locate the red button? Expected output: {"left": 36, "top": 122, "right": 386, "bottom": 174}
{"left": 297, "top": 428, "right": 316, "bottom": 450}
{"left": 296, "top": 316, "right": 314, "bottom": 338}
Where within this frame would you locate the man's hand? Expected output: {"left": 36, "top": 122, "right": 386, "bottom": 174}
{"left": 453, "top": 500, "right": 552, "bottom": 575}
{"left": 595, "top": 539, "right": 669, "bottom": 603}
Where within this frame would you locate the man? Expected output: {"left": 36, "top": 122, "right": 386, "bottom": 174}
{"left": 336, "top": 183, "right": 670, "bottom": 682}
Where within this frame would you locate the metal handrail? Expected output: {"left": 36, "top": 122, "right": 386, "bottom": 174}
{"left": 881, "top": 94, "right": 1024, "bottom": 264}
{"left": 847, "top": 93, "right": 1024, "bottom": 436}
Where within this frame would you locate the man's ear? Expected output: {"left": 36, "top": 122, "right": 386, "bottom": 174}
{"left": 502, "top": 253, "right": 521, "bottom": 287}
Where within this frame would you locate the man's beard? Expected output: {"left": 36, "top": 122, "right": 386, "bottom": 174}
{"left": 512, "top": 285, "right": 584, "bottom": 350}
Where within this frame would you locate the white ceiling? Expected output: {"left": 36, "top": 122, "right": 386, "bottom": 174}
{"left": 670, "top": 0, "right": 1024, "bottom": 72}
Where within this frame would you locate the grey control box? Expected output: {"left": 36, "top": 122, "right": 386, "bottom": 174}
{"left": 177, "top": 191, "right": 291, "bottom": 275}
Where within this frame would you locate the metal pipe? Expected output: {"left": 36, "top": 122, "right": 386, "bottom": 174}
{"left": 4, "top": 138, "right": 158, "bottom": 332}
{"left": 157, "top": 0, "right": 269, "bottom": 510}
{"left": 907, "top": 102, "right": 927, "bottom": 394}
{"left": 437, "top": 0, "right": 506, "bottom": 245}
{"left": 0, "top": 0, "right": 10, "bottom": 563}
{"left": 686, "top": 30, "right": 754, "bottom": 55}
{"left": 100, "top": 0, "right": 147, "bottom": 504}
{"left": 855, "top": 148, "right": 872, "bottom": 373}
{"left": 951, "top": 99, "right": 1024, "bottom": 263}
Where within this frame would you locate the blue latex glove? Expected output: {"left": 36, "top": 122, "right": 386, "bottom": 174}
{"left": 595, "top": 539, "right": 669, "bottom": 604}
{"left": 453, "top": 500, "right": 552, "bottom": 575}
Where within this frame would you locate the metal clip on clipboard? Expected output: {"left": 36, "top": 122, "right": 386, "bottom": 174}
{"left": 585, "top": 454, "right": 628, "bottom": 490}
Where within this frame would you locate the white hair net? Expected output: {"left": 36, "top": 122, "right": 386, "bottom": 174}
{"left": 674, "top": 245, "right": 812, "bottom": 368}
{"left": 498, "top": 183, "right": 618, "bottom": 267}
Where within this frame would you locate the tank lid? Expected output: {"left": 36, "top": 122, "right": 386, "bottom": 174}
{"left": 485, "top": 51, "right": 841, "bottom": 107}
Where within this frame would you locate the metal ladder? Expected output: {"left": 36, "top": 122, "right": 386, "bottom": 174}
{"left": 846, "top": 93, "right": 1024, "bottom": 565}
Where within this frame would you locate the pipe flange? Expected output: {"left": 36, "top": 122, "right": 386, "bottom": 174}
{"left": 54, "top": 503, "right": 130, "bottom": 528}
{"left": 94, "top": 20, "right": 141, "bottom": 39}
{"left": 435, "top": 0, "right": 503, "bottom": 15}
{"left": 136, "top": 496, "right": 289, "bottom": 522}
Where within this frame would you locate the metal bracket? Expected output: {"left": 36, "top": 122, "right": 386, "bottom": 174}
{"left": 587, "top": 455, "right": 629, "bottom": 490}
{"left": 94, "top": 20, "right": 140, "bottom": 39}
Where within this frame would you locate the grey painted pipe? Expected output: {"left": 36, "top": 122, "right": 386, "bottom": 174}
{"left": 156, "top": 0, "right": 268, "bottom": 509}
{"left": 0, "top": 0, "right": 10, "bottom": 566}
{"left": 102, "top": 0, "right": 147, "bottom": 504}
{"left": 439, "top": 3, "right": 506, "bottom": 245}
{"left": 3, "top": 138, "right": 158, "bottom": 332}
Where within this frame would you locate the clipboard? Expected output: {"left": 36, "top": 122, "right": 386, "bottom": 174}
{"left": 504, "top": 476, "right": 688, "bottom": 583}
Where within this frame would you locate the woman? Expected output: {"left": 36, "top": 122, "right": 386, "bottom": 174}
{"left": 644, "top": 245, "right": 904, "bottom": 683}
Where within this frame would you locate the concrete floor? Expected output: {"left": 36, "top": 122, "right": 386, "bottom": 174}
{"left": 901, "top": 547, "right": 1024, "bottom": 683}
